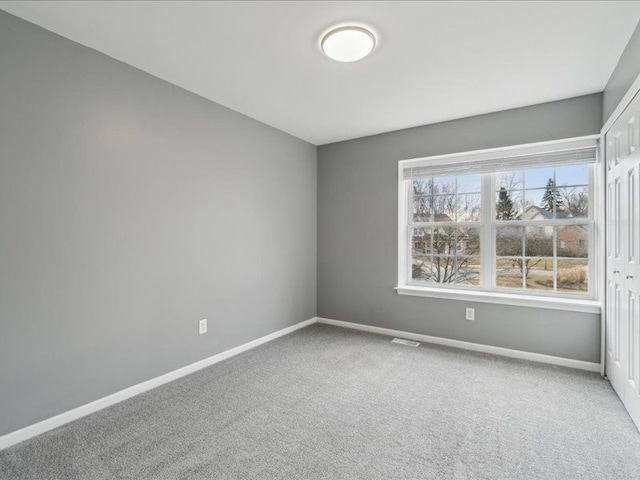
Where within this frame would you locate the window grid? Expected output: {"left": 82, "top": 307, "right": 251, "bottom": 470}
{"left": 405, "top": 166, "right": 594, "bottom": 299}
{"left": 408, "top": 175, "right": 483, "bottom": 288}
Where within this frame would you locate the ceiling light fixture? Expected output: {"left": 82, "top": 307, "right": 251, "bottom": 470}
{"left": 321, "top": 26, "right": 376, "bottom": 63}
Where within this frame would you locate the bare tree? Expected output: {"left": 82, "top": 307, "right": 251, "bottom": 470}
{"left": 523, "top": 234, "right": 553, "bottom": 278}
{"left": 412, "top": 178, "right": 431, "bottom": 221}
{"left": 560, "top": 187, "right": 588, "bottom": 217}
{"left": 411, "top": 179, "right": 480, "bottom": 284}
{"left": 496, "top": 227, "right": 553, "bottom": 280}
{"left": 496, "top": 172, "right": 523, "bottom": 192}
{"left": 413, "top": 229, "right": 480, "bottom": 284}
{"left": 412, "top": 178, "right": 456, "bottom": 221}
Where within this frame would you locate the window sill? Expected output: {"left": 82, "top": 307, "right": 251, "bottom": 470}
{"left": 394, "top": 286, "right": 601, "bottom": 314}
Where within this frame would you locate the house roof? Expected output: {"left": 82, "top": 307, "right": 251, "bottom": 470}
{"left": 521, "top": 205, "right": 571, "bottom": 220}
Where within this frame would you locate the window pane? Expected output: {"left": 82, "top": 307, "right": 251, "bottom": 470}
{"left": 557, "top": 186, "right": 589, "bottom": 218}
{"left": 413, "top": 175, "right": 485, "bottom": 223}
{"left": 525, "top": 167, "right": 555, "bottom": 189}
{"left": 524, "top": 189, "right": 554, "bottom": 220}
{"left": 524, "top": 257, "right": 554, "bottom": 292}
{"left": 556, "top": 164, "right": 588, "bottom": 187}
{"left": 410, "top": 225, "right": 481, "bottom": 288}
{"left": 496, "top": 171, "right": 523, "bottom": 191}
{"left": 432, "top": 256, "right": 457, "bottom": 283}
{"left": 455, "top": 256, "right": 481, "bottom": 286}
{"left": 411, "top": 256, "right": 456, "bottom": 284}
{"left": 496, "top": 258, "right": 523, "bottom": 289}
{"left": 411, "top": 256, "right": 435, "bottom": 283}
{"left": 431, "top": 226, "right": 456, "bottom": 254}
{"left": 557, "top": 258, "right": 588, "bottom": 293}
{"left": 432, "top": 195, "right": 456, "bottom": 222}
{"left": 456, "top": 193, "right": 481, "bottom": 222}
{"left": 412, "top": 178, "right": 433, "bottom": 196}
{"left": 456, "top": 227, "right": 481, "bottom": 255}
{"left": 411, "top": 228, "right": 431, "bottom": 256}
{"left": 556, "top": 225, "right": 589, "bottom": 257}
{"left": 496, "top": 226, "right": 522, "bottom": 256}
{"left": 412, "top": 195, "right": 432, "bottom": 222}
{"left": 495, "top": 189, "right": 522, "bottom": 220}
{"left": 432, "top": 176, "right": 456, "bottom": 195}
{"left": 525, "top": 226, "right": 554, "bottom": 257}
{"left": 457, "top": 174, "right": 481, "bottom": 193}
{"left": 417, "top": 256, "right": 481, "bottom": 285}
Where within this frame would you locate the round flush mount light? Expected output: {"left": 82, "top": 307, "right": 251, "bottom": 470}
{"left": 321, "top": 26, "right": 376, "bottom": 62}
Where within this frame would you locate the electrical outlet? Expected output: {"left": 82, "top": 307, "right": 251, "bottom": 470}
{"left": 465, "top": 308, "right": 475, "bottom": 321}
{"left": 199, "top": 319, "right": 207, "bottom": 335}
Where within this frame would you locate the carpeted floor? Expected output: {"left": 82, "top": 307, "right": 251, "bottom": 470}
{"left": 1, "top": 323, "right": 640, "bottom": 479}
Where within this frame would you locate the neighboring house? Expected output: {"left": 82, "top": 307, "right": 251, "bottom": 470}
{"left": 557, "top": 224, "right": 589, "bottom": 257}
{"left": 415, "top": 205, "right": 588, "bottom": 258}
{"left": 521, "top": 205, "right": 588, "bottom": 257}
{"left": 521, "top": 205, "right": 570, "bottom": 234}
{"left": 413, "top": 232, "right": 428, "bottom": 255}
{"left": 412, "top": 213, "right": 480, "bottom": 256}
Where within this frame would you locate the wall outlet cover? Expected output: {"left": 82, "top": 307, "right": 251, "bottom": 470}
{"left": 199, "top": 319, "right": 207, "bottom": 335}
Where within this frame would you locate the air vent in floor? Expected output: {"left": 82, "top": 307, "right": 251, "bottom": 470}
{"left": 391, "top": 338, "right": 420, "bottom": 347}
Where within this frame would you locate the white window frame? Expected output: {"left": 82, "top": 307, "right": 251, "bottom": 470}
{"left": 396, "top": 135, "right": 602, "bottom": 314}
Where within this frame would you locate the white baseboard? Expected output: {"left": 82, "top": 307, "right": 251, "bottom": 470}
{"left": 1, "top": 315, "right": 601, "bottom": 450}
{"left": 316, "top": 317, "right": 601, "bottom": 373}
{"left": 0, "top": 317, "right": 316, "bottom": 451}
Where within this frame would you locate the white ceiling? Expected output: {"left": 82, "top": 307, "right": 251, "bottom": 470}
{"left": 2, "top": 1, "right": 640, "bottom": 145}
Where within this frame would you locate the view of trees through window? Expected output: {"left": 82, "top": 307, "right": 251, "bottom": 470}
{"left": 409, "top": 164, "right": 591, "bottom": 295}
{"left": 411, "top": 174, "right": 482, "bottom": 286}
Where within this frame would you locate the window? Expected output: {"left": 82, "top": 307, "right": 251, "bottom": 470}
{"left": 398, "top": 136, "right": 599, "bottom": 307}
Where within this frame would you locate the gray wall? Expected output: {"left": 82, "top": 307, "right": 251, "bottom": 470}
{"left": 318, "top": 94, "right": 602, "bottom": 363}
{"left": 0, "top": 10, "right": 316, "bottom": 436}
{"left": 603, "top": 20, "right": 640, "bottom": 124}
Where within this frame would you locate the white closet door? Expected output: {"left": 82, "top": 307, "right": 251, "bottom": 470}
{"left": 605, "top": 130, "right": 627, "bottom": 396}
{"left": 623, "top": 112, "right": 640, "bottom": 426}
{"left": 606, "top": 92, "right": 640, "bottom": 431}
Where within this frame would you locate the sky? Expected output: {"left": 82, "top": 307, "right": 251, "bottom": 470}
{"left": 413, "top": 164, "right": 589, "bottom": 220}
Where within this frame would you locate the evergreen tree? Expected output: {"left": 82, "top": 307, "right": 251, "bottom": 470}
{"left": 496, "top": 187, "right": 516, "bottom": 220}
{"left": 541, "top": 178, "right": 562, "bottom": 212}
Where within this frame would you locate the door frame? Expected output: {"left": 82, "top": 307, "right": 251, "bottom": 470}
{"left": 600, "top": 71, "right": 640, "bottom": 376}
